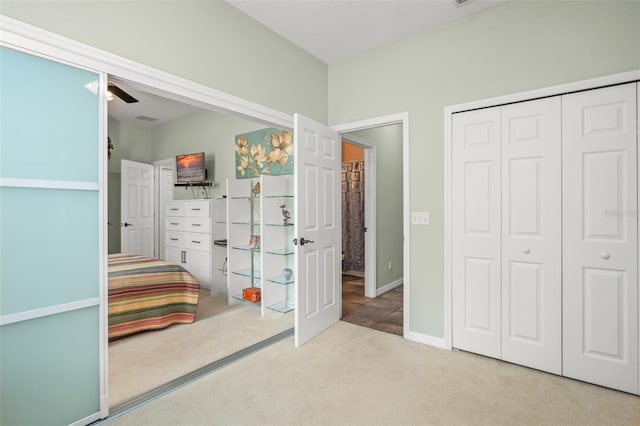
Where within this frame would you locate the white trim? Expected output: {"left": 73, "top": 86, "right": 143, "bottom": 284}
{"left": 0, "top": 178, "right": 99, "bottom": 191}
{"left": 0, "top": 15, "right": 294, "bottom": 130}
{"left": 333, "top": 112, "right": 410, "bottom": 339}
{"left": 0, "top": 298, "right": 100, "bottom": 326}
{"left": 99, "top": 71, "right": 109, "bottom": 419}
{"left": 443, "top": 70, "right": 640, "bottom": 350}
{"left": 340, "top": 133, "right": 377, "bottom": 299}
{"left": 406, "top": 331, "right": 448, "bottom": 350}
{"left": 376, "top": 278, "right": 403, "bottom": 297}
{"left": 444, "top": 70, "right": 640, "bottom": 115}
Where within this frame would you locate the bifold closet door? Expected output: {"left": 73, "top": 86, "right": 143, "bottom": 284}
{"left": 562, "top": 83, "right": 638, "bottom": 394}
{"left": 452, "top": 107, "right": 501, "bottom": 358}
{"left": 500, "top": 98, "right": 562, "bottom": 374}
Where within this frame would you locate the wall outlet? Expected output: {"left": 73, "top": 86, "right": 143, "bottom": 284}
{"left": 411, "top": 211, "right": 430, "bottom": 225}
{"left": 388, "top": 260, "right": 393, "bottom": 271}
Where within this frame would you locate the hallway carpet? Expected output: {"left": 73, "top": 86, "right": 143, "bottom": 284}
{"left": 107, "top": 321, "right": 640, "bottom": 425}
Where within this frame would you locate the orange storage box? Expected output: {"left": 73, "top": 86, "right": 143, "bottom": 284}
{"left": 242, "top": 287, "right": 261, "bottom": 302}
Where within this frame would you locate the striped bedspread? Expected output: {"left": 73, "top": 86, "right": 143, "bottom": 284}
{"left": 108, "top": 253, "right": 200, "bottom": 340}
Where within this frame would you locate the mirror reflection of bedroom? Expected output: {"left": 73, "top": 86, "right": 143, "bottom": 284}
{"left": 107, "top": 80, "right": 294, "bottom": 408}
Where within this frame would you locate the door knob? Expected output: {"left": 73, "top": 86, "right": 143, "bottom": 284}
{"left": 122, "top": 222, "right": 133, "bottom": 227}
{"left": 299, "top": 237, "right": 315, "bottom": 246}
{"left": 601, "top": 251, "right": 610, "bottom": 260}
{"left": 523, "top": 248, "right": 530, "bottom": 254}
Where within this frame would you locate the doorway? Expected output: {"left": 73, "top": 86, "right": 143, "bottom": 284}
{"left": 339, "top": 124, "right": 405, "bottom": 336}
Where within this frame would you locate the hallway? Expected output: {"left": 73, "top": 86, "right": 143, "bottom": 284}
{"left": 341, "top": 275, "right": 403, "bottom": 336}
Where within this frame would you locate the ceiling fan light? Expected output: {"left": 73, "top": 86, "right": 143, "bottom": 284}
{"left": 84, "top": 80, "right": 99, "bottom": 95}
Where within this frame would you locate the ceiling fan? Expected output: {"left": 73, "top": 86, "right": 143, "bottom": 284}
{"left": 107, "top": 83, "right": 139, "bottom": 103}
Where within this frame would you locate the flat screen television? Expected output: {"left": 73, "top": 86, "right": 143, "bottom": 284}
{"left": 176, "top": 152, "right": 206, "bottom": 183}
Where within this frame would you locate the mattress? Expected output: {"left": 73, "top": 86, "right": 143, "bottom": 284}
{"left": 108, "top": 253, "right": 200, "bottom": 339}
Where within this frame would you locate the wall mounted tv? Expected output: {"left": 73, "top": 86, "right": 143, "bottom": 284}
{"left": 176, "top": 152, "right": 207, "bottom": 183}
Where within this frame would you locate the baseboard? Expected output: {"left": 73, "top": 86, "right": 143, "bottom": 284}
{"left": 406, "top": 331, "right": 449, "bottom": 350}
{"left": 376, "top": 278, "right": 403, "bottom": 296}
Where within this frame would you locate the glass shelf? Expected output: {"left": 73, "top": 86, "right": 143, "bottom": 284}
{"left": 266, "top": 276, "right": 294, "bottom": 285}
{"left": 267, "top": 301, "right": 295, "bottom": 313}
{"left": 232, "top": 268, "right": 261, "bottom": 279}
{"left": 230, "top": 221, "right": 261, "bottom": 225}
{"left": 232, "top": 294, "right": 260, "bottom": 304}
{"left": 230, "top": 196, "right": 261, "bottom": 201}
{"left": 265, "top": 223, "right": 294, "bottom": 227}
{"left": 265, "top": 194, "right": 294, "bottom": 198}
{"left": 231, "top": 245, "right": 261, "bottom": 253}
{"left": 265, "top": 248, "right": 294, "bottom": 256}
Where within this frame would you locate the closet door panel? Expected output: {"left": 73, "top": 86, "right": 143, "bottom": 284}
{"left": 501, "top": 97, "right": 562, "bottom": 374}
{"left": 563, "top": 83, "right": 638, "bottom": 393}
{"left": 452, "top": 107, "right": 501, "bottom": 358}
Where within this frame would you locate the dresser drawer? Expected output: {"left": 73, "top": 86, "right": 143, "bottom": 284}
{"left": 187, "top": 232, "right": 210, "bottom": 251}
{"left": 166, "top": 231, "right": 185, "bottom": 247}
{"left": 185, "top": 201, "right": 210, "bottom": 217}
{"left": 166, "top": 217, "right": 187, "bottom": 231}
{"left": 166, "top": 202, "right": 186, "bottom": 217}
{"left": 187, "top": 217, "right": 210, "bottom": 233}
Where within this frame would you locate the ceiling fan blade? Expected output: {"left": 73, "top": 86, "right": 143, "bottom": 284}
{"left": 108, "top": 84, "right": 139, "bottom": 103}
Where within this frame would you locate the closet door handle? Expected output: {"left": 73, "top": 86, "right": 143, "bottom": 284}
{"left": 600, "top": 251, "right": 610, "bottom": 260}
{"left": 523, "top": 248, "right": 530, "bottom": 254}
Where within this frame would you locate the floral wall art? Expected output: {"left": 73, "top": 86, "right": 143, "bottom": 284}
{"left": 235, "top": 128, "right": 294, "bottom": 178}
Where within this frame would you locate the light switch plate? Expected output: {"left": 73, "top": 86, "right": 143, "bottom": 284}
{"left": 412, "top": 211, "right": 429, "bottom": 225}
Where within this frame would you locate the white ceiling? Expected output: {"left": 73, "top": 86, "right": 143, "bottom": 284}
{"left": 227, "top": 0, "right": 503, "bottom": 64}
{"left": 108, "top": 0, "right": 502, "bottom": 126}
{"left": 107, "top": 83, "right": 201, "bottom": 127}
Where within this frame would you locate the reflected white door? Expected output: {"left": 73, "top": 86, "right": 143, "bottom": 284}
{"left": 294, "top": 113, "right": 341, "bottom": 347}
{"left": 562, "top": 83, "right": 638, "bottom": 393}
{"left": 452, "top": 107, "right": 502, "bottom": 358}
{"left": 121, "top": 159, "right": 155, "bottom": 257}
{"left": 501, "top": 97, "right": 561, "bottom": 374}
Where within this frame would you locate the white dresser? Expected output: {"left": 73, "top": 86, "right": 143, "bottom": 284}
{"left": 165, "top": 199, "right": 212, "bottom": 289}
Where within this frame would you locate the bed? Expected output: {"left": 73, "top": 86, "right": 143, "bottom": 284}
{"left": 108, "top": 253, "right": 200, "bottom": 340}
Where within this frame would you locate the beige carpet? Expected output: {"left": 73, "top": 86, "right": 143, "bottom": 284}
{"left": 108, "top": 321, "right": 640, "bottom": 425}
{"left": 108, "top": 290, "right": 293, "bottom": 406}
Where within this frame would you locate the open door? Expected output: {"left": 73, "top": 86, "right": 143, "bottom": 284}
{"left": 121, "top": 159, "right": 155, "bottom": 257}
{"left": 294, "top": 113, "right": 342, "bottom": 346}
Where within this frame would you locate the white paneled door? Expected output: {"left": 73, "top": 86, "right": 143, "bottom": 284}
{"left": 452, "top": 107, "right": 502, "bottom": 358}
{"left": 562, "top": 83, "right": 638, "bottom": 393}
{"left": 500, "top": 98, "right": 562, "bottom": 374}
{"left": 121, "top": 159, "right": 155, "bottom": 257}
{"left": 294, "top": 113, "right": 341, "bottom": 347}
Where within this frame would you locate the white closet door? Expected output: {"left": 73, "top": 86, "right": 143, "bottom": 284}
{"left": 501, "top": 97, "right": 562, "bottom": 374}
{"left": 452, "top": 107, "right": 502, "bottom": 358}
{"left": 563, "top": 83, "right": 638, "bottom": 393}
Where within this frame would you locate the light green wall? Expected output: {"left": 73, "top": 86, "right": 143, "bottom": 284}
{"left": 329, "top": 0, "right": 640, "bottom": 338}
{"left": 0, "top": 0, "right": 328, "bottom": 123}
{"left": 348, "top": 124, "right": 403, "bottom": 290}
{"left": 149, "top": 109, "right": 265, "bottom": 199}
{"left": 107, "top": 117, "right": 153, "bottom": 173}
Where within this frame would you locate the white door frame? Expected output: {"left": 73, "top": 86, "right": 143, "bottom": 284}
{"left": 444, "top": 69, "right": 640, "bottom": 351}
{"left": 153, "top": 158, "right": 175, "bottom": 260}
{"left": 333, "top": 113, "right": 410, "bottom": 338}
{"left": 341, "top": 134, "right": 377, "bottom": 298}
